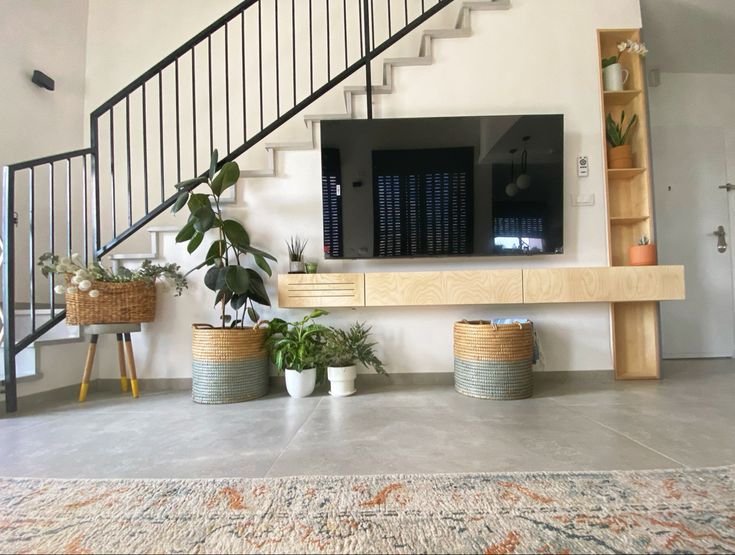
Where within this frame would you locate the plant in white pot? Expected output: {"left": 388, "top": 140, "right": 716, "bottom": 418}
{"left": 267, "top": 309, "right": 328, "bottom": 398}
{"left": 323, "top": 322, "right": 387, "bottom": 397}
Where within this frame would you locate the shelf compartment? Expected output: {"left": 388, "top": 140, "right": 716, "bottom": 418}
{"left": 607, "top": 168, "right": 646, "bottom": 179}
{"left": 610, "top": 215, "right": 649, "bottom": 225}
{"left": 603, "top": 90, "right": 642, "bottom": 106}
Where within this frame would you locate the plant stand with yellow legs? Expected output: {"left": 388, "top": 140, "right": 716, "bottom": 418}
{"left": 77, "top": 323, "right": 142, "bottom": 402}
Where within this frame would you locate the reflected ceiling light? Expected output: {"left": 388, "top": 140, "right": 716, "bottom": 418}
{"left": 506, "top": 148, "right": 518, "bottom": 197}
{"left": 516, "top": 136, "right": 531, "bottom": 190}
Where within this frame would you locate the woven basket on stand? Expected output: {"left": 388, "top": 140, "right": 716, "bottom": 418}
{"left": 65, "top": 280, "right": 156, "bottom": 325}
{"left": 453, "top": 320, "right": 534, "bottom": 400}
{"left": 191, "top": 324, "right": 269, "bottom": 404}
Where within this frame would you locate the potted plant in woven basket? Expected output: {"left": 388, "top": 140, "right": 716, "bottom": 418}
{"left": 322, "top": 322, "right": 387, "bottom": 397}
{"left": 38, "top": 254, "right": 186, "bottom": 325}
{"left": 174, "top": 150, "right": 276, "bottom": 404}
{"left": 267, "top": 310, "right": 328, "bottom": 398}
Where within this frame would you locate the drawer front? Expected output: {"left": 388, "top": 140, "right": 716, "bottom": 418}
{"left": 523, "top": 266, "right": 685, "bottom": 303}
{"left": 365, "top": 270, "right": 524, "bottom": 306}
{"left": 277, "top": 273, "right": 365, "bottom": 307}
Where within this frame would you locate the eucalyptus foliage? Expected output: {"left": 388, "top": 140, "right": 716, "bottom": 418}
{"left": 267, "top": 310, "right": 329, "bottom": 380}
{"left": 173, "top": 150, "right": 276, "bottom": 327}
{"left": 606, "top": 111, "right": 638, "bottom": 147}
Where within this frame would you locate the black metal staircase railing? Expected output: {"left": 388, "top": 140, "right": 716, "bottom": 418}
{"left": 3, "top": 0, "right": 463, "bottom": 412}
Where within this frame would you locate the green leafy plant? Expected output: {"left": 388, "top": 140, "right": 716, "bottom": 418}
{"left": 601, "top": 56, "right": 619, "bottom": 69}
{"left": 286, "top": 236, "right": 308, "bottom": 262}
{"left": 267, "top": 310, "right": 329, "bottom": 380}
{"left": 638, "top": 235, "right": 650, "bottom": 245}
{"left": 322, "top": 322, "right": 387, "bottom": 375}
{"left": 606, "top": 111, "right": 638, "bottom": 147}
{"left": 38, "top": 253, "right": 187, "bottom": 297}
{"left": 173, "top": 150, "right": 276, "bottom": 327}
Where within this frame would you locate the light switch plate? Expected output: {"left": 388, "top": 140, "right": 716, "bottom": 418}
{"left": 572, "top": 193, "right": 595, "bottom": 206}
{"left": 577, "top": 156, "right": 589, "bottom": 177}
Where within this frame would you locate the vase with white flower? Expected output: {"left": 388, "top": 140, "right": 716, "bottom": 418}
{"left": 38, "top": 253, "right": 186, "bottom": 325}
{"left": 602, "top": 39, "right": 648, "bottom": 92}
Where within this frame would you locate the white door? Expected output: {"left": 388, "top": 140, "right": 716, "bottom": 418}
{"left": 651, "top": 123, "right": 735, "bottom": 358}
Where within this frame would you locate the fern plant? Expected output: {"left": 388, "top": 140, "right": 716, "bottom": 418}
{"left": 322, "top": 322, "right": 387, "bottom": 375}
{"left": 606, "top": 111, "right": 638, "bottom": 147}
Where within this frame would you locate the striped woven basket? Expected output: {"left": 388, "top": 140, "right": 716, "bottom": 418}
{"left": 453, "top": 320, "right": 534, "bottom": 400}
{"left": 191, "top": 324, "right": 269, "bottom": 404}
{"left": 65, "top": 280, "right": 156, "bottom": 325}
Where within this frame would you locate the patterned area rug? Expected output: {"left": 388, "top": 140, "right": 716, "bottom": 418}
{"left": 1, "top": 466, "right": 734, "bottom": 554}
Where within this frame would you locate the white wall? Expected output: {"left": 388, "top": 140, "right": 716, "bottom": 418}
{"left": 0, "top": 0, "right": 92, "bottom": 398}
{"left": 75, "top": 0, "right": 643, "bottom": 385}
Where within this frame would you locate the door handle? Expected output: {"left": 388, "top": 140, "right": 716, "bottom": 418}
{"left": 719, "top": 183, "right": 735, "bottom": 191}
{"left": 714, "top": 225, "right": 727, "bottom": 253}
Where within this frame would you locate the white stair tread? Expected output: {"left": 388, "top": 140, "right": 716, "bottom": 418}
{"left": 264, "top": 141, "right": 314, "bottom": 151}
{"left": 385, "top": 56, "right": 432, "bottom": 67}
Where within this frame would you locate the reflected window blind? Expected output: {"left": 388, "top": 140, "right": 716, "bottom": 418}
{"left": 321, "top": 148, "right": 343, "bottom": 257}
{"left": 373, "top": 147, "right": 473, "bottom": 257}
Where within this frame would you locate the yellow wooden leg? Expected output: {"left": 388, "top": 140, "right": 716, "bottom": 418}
{"left": 124, "top": 333, "right": 139, "bottom": 398}
{"left": 116, "top": 334, "right": 128, "bottom": 393}
{"left": 79, "top": 335, "right": 98, "bottom": 402}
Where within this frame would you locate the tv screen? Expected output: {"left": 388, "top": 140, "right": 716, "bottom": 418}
{"left": 320, "top": 114, "right": 563, "bottom": 259}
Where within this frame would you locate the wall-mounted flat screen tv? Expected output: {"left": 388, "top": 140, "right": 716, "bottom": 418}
{"left": 320, "top": 114, "right": 563, "bottom": 259}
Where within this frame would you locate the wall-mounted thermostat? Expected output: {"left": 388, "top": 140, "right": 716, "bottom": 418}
{"left": 577, "top": 156, "right": 589, "bottom": 177}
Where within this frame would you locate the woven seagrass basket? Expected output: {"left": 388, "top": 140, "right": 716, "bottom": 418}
{"left": 65, "top": 280, "right": 156, "bottom": 325}
{"left": 191, "top": 324, "right": 269, "bottom": 404}
{"left": 453, "top": 320, "right": 534, "bottom": 400}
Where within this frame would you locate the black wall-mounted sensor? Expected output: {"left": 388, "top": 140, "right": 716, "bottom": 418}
{"left": 31, "top": 70, "right": 55, "bottom": 91}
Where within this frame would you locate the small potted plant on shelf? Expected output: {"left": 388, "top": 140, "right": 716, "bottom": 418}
{"left": 38, "top": 253, "right": 186, "bottom": 325}
{"left": 173, "top": 150, "right": 277, "bottom": 404}
{"left": 267, "top": 309, "right": 328, "bottom": 398}
{"left": 606, "top": 111, "right": 638, "bottom": 169}
{"left": 629, "top": 235, "right": 657, "bottom": 266}
{"left": 322, "top": 322, "right": 387, "bottom": 397}
{"left": 602, "top": 39, "right": 648, "bottom": 92}
{"left": 287, "top": 236, "right": 307, "bottom": 274}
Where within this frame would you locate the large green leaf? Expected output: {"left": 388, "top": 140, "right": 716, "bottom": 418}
{"left": 225, "top": 265, "right": 250, "bottom": 294}
{"left": 210, "top": 161, "right": 240, "bottom": 196}
{"left": 246, "top": 269, "right": 270, "bottom": 306}
{"left": 205, "top": 239, "right": 227, "bottom": 264}
{"left": 252, "top": 253, "right": 272, "bottom": 277}
{"left": 245, "top": 245, "right": 276, "bottom": 261}
{"left": 187, "top": 232, "right": 204, "bottom": 254}
{"left": 171, "top": 192, "right": 189, "bottom": 214}
{"left": 204, "top": 266, "right": 220, "bottom": 291}
{"left": 192, "top": 205, "right": 216, "bottom": 233}
{"left": 174, "top": 176, "right": 208, "bottom": 190}
{"left": 175, "top": 220, "right": 196, "bottom": 243}
{"left": 222, "top": 220, "right": 250, "bottom": 249}
{"left": 247, "top": 306, "right": 260, "bottom": 323}
{"left": 187, "top": 193, "right": 210, "bottom": 213}
{"left": 209, "top": 149, "right": 219, "bottom": 181}
{"left": 214, "top": 287, "right": 232, "bottom": 307}
{"left": 230, "top": 294, "right": 248, "bottom": 311}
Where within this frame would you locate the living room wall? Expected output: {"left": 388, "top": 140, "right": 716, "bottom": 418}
{"left": 15, "top": 0, "right": 644, "bottom": 397}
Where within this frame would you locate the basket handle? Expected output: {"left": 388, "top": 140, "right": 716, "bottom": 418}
{"left": 192, "top": 323, "right": 214, "bottom": 330}
{"left": 254, "top": 319, "right": 270, "bottom": 330}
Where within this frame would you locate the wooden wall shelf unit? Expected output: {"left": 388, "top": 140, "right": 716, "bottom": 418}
{"left": 598, "top": 28, "right": 660, "bottom": 379}
{"left": 278, "top": 266, "right": 684, "bottom": 307}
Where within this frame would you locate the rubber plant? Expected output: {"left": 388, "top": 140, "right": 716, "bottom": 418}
{"left": 173, "top": 149, "right": 276, "bottom": 326}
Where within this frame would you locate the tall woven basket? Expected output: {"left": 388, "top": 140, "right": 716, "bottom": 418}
{"left": 453, "top": 320, "right": 534, "bottom": 400}
{"left": 191, "top": 325, "right": 269, "bottom": 404}
{"left": 65, "top": 280, "right": 156, "bottom": 325}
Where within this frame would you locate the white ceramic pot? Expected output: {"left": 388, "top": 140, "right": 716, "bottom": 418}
{"left": 289, "top": 260, "right": 305, "bottom": 274}
{"left": 328, "top": 365, "right": 357, "bottom": 397}
{"left": 285, "top": 368, "right": 316, "bottom": 398}
{"left": 602, "top": 62, "right": 629, "bottom": 92}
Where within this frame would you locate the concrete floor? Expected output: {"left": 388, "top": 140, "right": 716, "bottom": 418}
{"left": 1, "top": 359, "right": 733, "bottom": 478}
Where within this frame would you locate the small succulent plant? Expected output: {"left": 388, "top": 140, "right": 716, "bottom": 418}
{"left": 638, "top": 235, "right": 650, "bottom": 246}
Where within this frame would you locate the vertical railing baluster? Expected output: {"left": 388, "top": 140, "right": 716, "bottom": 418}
{"left": 90, "top": 115, "right": 101, "bottom": 256}
{"left": 48, "top": 162, "right": 55, "bottom": 318}
{"left": 309, "top": 0, "right": 313, "bottom": 93}
{"left": 246, "top": 12, "right": 248, "bottom": 143}
{"left": 109, "top": 108, "right": 116, "bottom": 238}
{"left": 3, "top": 166, "right": 18, "bottom": 413}
{"left": 28, "top": 167, "right": 35, "bottom": 332}
{"left": 159, "top": 72, "right": 165, "bottom": 203}
{"left": 326, "top": 0, "right": 331, "bottom": 80}
{"left": 422, "top": 0, "right": 425, "bottom": 13}
{"left": 142, "top": 83, "right": 150, "bottom": 212}
{"left": 192, "top": 48, "right": 198, "bottom": 175}
{"left": 275, "top": 0, "right": 280, "bottom": 118}
{"left": 258, "top": 0, "right": 264, "bottom": 130}
{"left": 387, "top": 0, "right": 392, "bottom": 38}
{"left": 405, "top": 0, "right": 408, "bottom": 26}
{"left": 174, "top": 60, "right": 181, "bottom": 182}
{"left": 225, "top": 23, "right": 231, "bottom": 152}
{"left": 125, "top": 95, "right": 133, "bottom": 225}
{"left": 363, "top": 0, "right": 372, "bottom": 119}
{"left": 370, "top": 0, "right": 375, "bottom": 48}
{"left": 292, "top": 0, "right": 296, "bottom": 107}
{"left": 343, "top": 0, "right": 348, "bottom": 69}
{"left": 359, "top": 0, "right": 363, "bottom": 57}
{"left": 207, "top": 35, "right": 214, "bottom": 155}
{"left": 66, "top": 158, "right": 72, "bottom": 253}
{"left": 82, "top": 154, "right": 89, "bottom": 263}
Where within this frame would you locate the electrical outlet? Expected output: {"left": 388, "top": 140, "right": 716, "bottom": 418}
{"left": 577, "top": 156, "right": 589, "bottom": 177}
{"left": 572, "top": 193, "right": 595, "bottom": 207}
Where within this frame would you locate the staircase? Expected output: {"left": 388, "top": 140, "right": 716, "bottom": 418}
{"left": 2, "top": 0, "right": 510, "bottom": 412}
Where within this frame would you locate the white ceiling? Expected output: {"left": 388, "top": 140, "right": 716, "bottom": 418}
{"left": 641, "top": 0, "right": 735, "bottom": 74}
